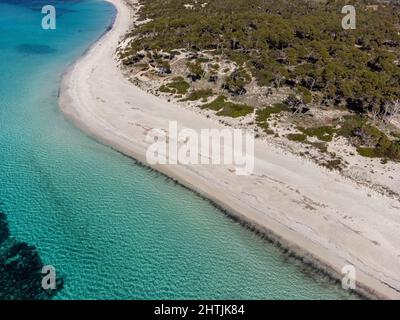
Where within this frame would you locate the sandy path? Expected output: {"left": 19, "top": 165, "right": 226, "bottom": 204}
{"left": 59, "top": 0, "right": 400, "bottom": 299}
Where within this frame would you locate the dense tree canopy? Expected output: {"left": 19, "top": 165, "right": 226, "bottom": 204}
{"left": 123, "top": 0, "right": 400, "bottom": 114}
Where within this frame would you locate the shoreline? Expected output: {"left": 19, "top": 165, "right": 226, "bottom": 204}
{"left": 59, "top": 0, "right": 400, "bottom": 299}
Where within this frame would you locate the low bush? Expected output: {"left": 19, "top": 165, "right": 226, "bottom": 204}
{"left": 201, "top": 96, "right": 253, "bottom": 118}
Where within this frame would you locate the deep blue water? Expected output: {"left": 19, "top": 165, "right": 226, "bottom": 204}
{"left": 0, "top": 0, "right": 354, "bottom": 299}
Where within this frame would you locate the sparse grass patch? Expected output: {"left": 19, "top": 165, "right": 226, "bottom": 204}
{"left": 299, "top": 126, "right": 336, "bottom": 142}
{"left": 200, "top": 95, "right": 227, "bottom": 111}
{"left": 169, "top": 50, "right": 180, "bottom": 56}
{"left": 332, "top": 115, "right": 400, "bottom": 161}
{"left": 181, "top": 89, "right": 214, "bottom": 102}
{"left": 337, "top": 115, "right": 366, "bottom": 138}
{"left": 357, "top": 147, "right": 380, "bottom": 158}
{"left": 344, "top": 122, "right": 400, "bottom": 162}
{"left": 159, "top": 85, "right": 175, "bottom": 94}
{"left": 217, "top": 103, "right": 254, "bottom": 118}
{"left": 256, "top": 103, "right": 288, "bottom": 122}
{"left": 287, "top": 133, "right": 307, "bottom": 142}
{"left": 159, "top": 77, "right": 190, "bottom": 95}
{"left": 136, "top": 63, "right": 149, "bottom": 71}
{"left": 197, "top": 56, "right": 210, "bottom": 63}
{"left": 256, "top": 103, "right": 288, "bottom": 134}
{"left": 223, "top": 67, "right": 252, "bottom": 95}
{"left": 201, "top": 96, "right": 254, "bottom": 118}
{"left": 307, "top": 141, "right": 328, "bottom": 153}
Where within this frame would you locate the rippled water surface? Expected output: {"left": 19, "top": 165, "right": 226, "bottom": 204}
{"left": 0, "top": 0, "right": 354, "bottom": 299}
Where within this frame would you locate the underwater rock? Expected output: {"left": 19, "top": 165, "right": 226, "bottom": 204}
{"left": 0, "top": 212, "right": 63, "bottom": 300}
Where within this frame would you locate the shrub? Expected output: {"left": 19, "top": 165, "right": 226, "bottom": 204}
{"left": 297, "top": 86, "right": 313, "bottom": 104}
{"left": 182, "top": 89, "right": 214, "bottom": 101}
{"left": 223, "top": 68, "right": 251, "bottom": 96}
{"left": 337, "top": 115, "right": 366, "bottom": 138}
{"left": 287, "top": 133, "right": 307, "bottom": 142}
{"left": 216, "top": 102, "right": 253, "bottom": 118}
{"left": 187, "top": 61, "right": 204, "bottom": 81}
{"left": 256, "top": 103, "right": 288, "bottom": 133}
{"left": 159, "top": 77, "right": 190, "bottom": 95}
{"left": 348, "top": 123, "right": 400, "bottom": 161}
{"left": 299, "top": 126, "right": 336, "bottom": 142}
{"left": 357, "top": 147, "right": 380, "bottom": 158}
{"left": 201, "top": 96, "right": 254, "bottom": 118}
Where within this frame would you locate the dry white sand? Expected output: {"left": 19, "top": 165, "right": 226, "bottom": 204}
{"left": 59, "top": 0, "right": 400, "bottom": 299}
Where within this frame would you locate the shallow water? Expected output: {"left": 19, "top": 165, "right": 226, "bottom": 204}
{"left": 0, "top": 0, "right": 355, "bottom": 299}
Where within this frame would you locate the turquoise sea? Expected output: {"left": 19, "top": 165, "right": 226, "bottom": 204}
{"left": 0, "top": 0, "right": 354, "bottom": 299}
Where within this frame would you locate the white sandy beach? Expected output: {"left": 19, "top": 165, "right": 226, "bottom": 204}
{"left": 59, "top": 0, "right": 400, "bottom": 299}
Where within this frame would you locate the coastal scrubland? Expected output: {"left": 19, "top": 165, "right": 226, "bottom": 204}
{"left": 119, "top": 0, "right": 400, "bottom": 168}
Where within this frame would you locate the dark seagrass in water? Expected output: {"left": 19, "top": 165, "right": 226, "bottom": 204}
{"left": 0, "top": 212, "right": 63, "bottom": 300}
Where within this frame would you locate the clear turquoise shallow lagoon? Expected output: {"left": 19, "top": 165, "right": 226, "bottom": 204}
{"left": 0, "top": 0, "right": 353, "bottom": 299}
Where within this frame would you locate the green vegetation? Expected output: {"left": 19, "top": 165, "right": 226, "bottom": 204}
{"left": 181, "top": 89, "right": 214, "bottom": 101}
{"left": 159, "top": 77, "right": 190, "bottom": 94}
{"left": 197, "top": 56, "right": 210, "bottom": 63}
{"left": 159, "top": 85, "right": 174, "bottom": 93}
{"left": 201, "top": 95, "right": 253, "bottom": 118}
{"left": 125, "top": 0, "right": 400, "bottom": 114}
{"left": 307, "top": 141, "right": 328, "bottom": 153}
{"left": 287, "top": 133, "right": 307, "bottom": 142}
{"left": 187, "top": 61, "right": 204, "bottom": 81}
{"left": 223, "top": 68, "right": 252, "bottom": 96}
{"left": 156, "top": 60, "right": 172, "bottom": 74}
{"left": 296, "top": 86, "right": 313, "bottom": 104}
{"left": 256, "top": 103, "right": 288, "bottom": 121}
{"left": 256, "top": 103, "right": 288, "bottom": 134}
{"left": 354, "top": 129, "right": 400, "bottom": 161}
{"left": 337, "top": 115, "right": 367, "bottom": 138}
{"left": 299, "top": 126, "right": 336, "bottom": 142}
{"left": 337, "top": 117, "right": 400, "bottom": 161}
{"left": 200, "top": 95, "right": 227, "bottom": 111}
{"left": 123, "top": 0, "right": 400, "bottom": 163}
{"left": 0, "top": 212, "right": 64, "bottom": 299}
{"left": 356, "top": 147, "right": 380, "bottom": 158}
